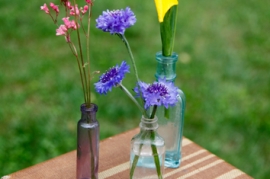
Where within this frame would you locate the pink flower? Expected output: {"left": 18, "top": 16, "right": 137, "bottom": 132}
{"left": 65, "top": 1, "right": 72, "bottom": 9}
{"left": 62, "top": 17, "right": 79, "bottom": 30}
{"left": 41, "top": 3, "right": 49, "bottom": 14}
{"left": 62, "top": 17, "right": 71, "bottom": 27}
{"left": 50, "top": 3, "right": 59, "bottom": 14}
{"left": 65, "top": 34, "right": 71, "bottom": 42}
{"left": 70, "top": 5, "right": 80, "bottom": 16}
{"left": 56, "top": 25, "right": 67, "bottom": 35}
{"left": 81, "top": 5, "right": 89, "bottom": 15}
{"left": 70, "top": 20, "right": 79, "bottom": 29}
{"left": 85, "top": 0, "right": 92, "bottom": 4}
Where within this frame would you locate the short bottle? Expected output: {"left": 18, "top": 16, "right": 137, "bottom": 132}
{"left": 130, "top": 116, "right": 165, "bottom": 179}
{"left": 155, "top": 51, "right": 186, "bottom": 168}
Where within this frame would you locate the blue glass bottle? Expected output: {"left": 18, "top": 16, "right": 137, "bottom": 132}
{"left": 155, "top": 51, "right": 186, "bottom": 168}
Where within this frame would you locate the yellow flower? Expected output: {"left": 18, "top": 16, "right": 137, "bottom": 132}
{"left": 154, "top": 0, "right": 178, "bottom": 22}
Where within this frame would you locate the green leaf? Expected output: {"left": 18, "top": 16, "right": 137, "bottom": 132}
{"left": 160, "top": 5, "right": 178, "bottom": 56}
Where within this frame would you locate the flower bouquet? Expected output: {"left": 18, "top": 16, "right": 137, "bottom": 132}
{"left": 40, "top": 0, "right": 99, "bottom": 178}
{"left": 94, "top": 1, "right": 181, "bottom": 178}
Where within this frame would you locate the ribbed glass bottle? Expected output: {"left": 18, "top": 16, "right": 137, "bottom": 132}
{"left": 155, "top": 51, "right": 186, "bottom": 168}
{"left": 130, "top": 116, "right": 165, "bottom": 179}
{"left": 77, "top": 103, "right": 99, "bottom": 179}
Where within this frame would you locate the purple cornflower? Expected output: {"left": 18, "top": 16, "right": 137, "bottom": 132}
{"left": 95, "top": 61, "right": 130, "bottom": 94}
{"left": 96, "top": 7, "right": 136, "bottom": 35}
{"left": 134, "top": 79, "right": 179, "bottom": 109}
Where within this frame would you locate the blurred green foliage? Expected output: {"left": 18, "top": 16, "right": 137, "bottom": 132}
{"left": 0, "top": 0, "right": 269, "bottom": 178}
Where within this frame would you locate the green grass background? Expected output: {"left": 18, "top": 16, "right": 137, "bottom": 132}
{"left": 0, "top": 0, "right": 269, "bottom": 178}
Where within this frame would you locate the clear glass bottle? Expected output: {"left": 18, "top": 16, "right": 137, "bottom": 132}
{"left": 155, "top": 51, "right": 186, "bottom": 168}
{"left": 77, "top": 103, "right": 99, "bottom": 179}
{"left": 130, "top": 116, "right": 165, "bottom": 179}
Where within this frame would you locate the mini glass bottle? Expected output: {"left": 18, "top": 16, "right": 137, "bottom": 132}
{"left": 155, "top": 51, "right": 186, "bottom": 168}
{"left": 130, "top": 116, "right": 165, "bottom": 179}
{"left": 77, "top": 103, "right": 99, "bottom": 179}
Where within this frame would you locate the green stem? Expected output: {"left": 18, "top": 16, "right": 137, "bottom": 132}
{"left": 129, "top": 154, "right": 139, "bottom": 179}
{"left": 150, "top": 107, "right": 163, "bottom": 178}
{"left": 86, "top": 3, "right": 92, "bottom": 106}
{"left": 150, "top": 105, "right": 158, "bottom": 119}
{"left": 118, "top": 83, "right": 146, "bottom": 117}
{"left": 87, "top": 6, "right": 95, "bottom": 179}
{"left": 119, "top": 34, "right": 140, "bottom": 84}
{"left": 129, "top": 131, "right": 147, "bottom": 179}
{"left": 129, "top": 130, "right": 163, "bottom": 179}
{"left": 164, "top": 108, "right": 170, "bottom": 119}
{"left": 118, "top": 34, "right": 147, "bottom": 111}
{"left": 159, "top": 6, "right": 178, "bottom": 118}
{"left": 68, "top": 42, "right": 87, "bottom": 103}
{"left": 150, "top": 131, "right": 163, "bottom": 179}
{"left": 86, "top": 4, "right": 95, "bottom": 176}
{"left": 87, "top": 124, "right": 96, "bottom": 179}
{"left": 73, "top": 0, "right": 89, "bottom": 106}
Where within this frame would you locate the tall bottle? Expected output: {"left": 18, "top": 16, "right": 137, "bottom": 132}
{"left": 77, "top": 103, "right": 99, "bottom": 179}
{"left": 155, "top": 51, "right": 185, "bottom": 168}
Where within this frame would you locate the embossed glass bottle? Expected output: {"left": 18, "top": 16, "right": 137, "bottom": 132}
{"left": 155, "top": 51, "right": 186, "bottom": 168}
{"left": 130, "top": 116, "right": 165, "bottom": 179}
{"left": 77, "top": 103, "right": 99, "bottom": 179}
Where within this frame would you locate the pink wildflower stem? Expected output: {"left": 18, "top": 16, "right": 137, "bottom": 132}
{"left": 79, "top": 17, "right": 87, "bottom": 36}
{"left": 68, "top": 41, "right": 87, "bottom": 103}
{"left": 86, "top": 3, "right": 92, "bottom": 105}
{"left": 72, "top": 0, "right": 89, "bottom": 106}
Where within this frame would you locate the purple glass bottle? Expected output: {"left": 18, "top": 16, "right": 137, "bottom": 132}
{"left": 77, "top": 103, "right": 99, "bottom": 179}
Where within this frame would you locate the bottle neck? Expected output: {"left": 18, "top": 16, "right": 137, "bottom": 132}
{"left": 155, "top": 51, "right": 178, "bottom": 82}
{"left": 80, "top": 103, "right": 98, "bottom": 123}
{"left": 140, "top": 116, "right": 158, "bottom": 131}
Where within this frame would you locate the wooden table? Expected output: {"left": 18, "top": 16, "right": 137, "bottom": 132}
{"left": 3, "top": 128, "right": 253, "bottom": 179}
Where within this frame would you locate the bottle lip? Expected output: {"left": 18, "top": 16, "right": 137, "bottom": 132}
{"left": 156, "top": 51, "right": 178, "bottom": 63}
{"left": 80, "top": 103, "right": 98, "bottom": 112}
{"left": 140, "top": 115, "right": 158, "bottom": 130}
{"left": 141, "top": 115, "right": 158, "bottom": 122}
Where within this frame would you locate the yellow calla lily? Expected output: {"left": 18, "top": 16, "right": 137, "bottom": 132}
{"left": 154, "top": 0, "right": 178, "bottom": 22}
